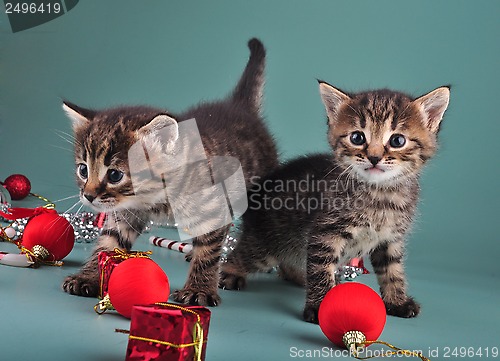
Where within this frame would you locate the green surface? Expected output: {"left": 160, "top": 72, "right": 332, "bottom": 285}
{"left": 1, "top": 1, "right": 499, "bottom": 360}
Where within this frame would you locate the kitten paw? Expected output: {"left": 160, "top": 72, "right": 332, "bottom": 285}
{"left": 303, "top": 304, "right": 319, "bottom": 324}
{"left": 62, "top": 274, "right": 99, "bottom": 297}
{"left": 385, "top": 297, "right": 420, "bottom": 318}
{"left": 173, "top": 287, "right": 221, "bottom": 307}
{"left": 219, "top": 272, "right": 246, "bottom": 290}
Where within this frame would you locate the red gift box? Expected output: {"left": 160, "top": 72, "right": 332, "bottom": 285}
{"left": 125, "top": 303, "right": 211, "bottom": 361}
{"left": 97, "top": 248, "right": 152, "bottom": 299}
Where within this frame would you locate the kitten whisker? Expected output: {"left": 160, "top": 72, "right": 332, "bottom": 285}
{"left": 345, "top": 165, "right": 357, "bottom": 189}
{"left": 345, "top": 103, "right": 362, "bottom": 118}
{"left": 64, "top": 199, "right": 83, "bottom": 215}
{"left": 53, "top": 194, "right": 80, "bottom": 203}
{"left": 121, "top": 210, "right": 142, "bottom": 236}
{"left": 65, "top": 203, "right": 85, "bottom": 224}
{"left": 123, "top": 207, "right": 147, "bottom": 224}
{"left": 322, "top": 163, "right": 343, "bottom": 179}
{"left": 49, "top": 144, "right": 74, "bottom": 153}
{"left": 397, "top": 102, "right": 413, "bottom": 122}
{"left": 112, "top": 210, "right": 118, "bottom": 230}
{"left": 52, "top": 203, "right": 83, "bottom": 240}
{"left": 399, "top": 163, "right": 416, "bottom": 179}
{"left": 54, "top": 129, "right": 79, "bottom": 146}
{"left": 334, "top": 164, "right": 354, "bottom": 185}
{"left": 74, "top": 203, "right": 84, "bottom": 217}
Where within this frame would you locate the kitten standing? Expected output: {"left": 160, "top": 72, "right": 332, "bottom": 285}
{"left": 220, "top": 81, "right": 450, "bottom": 323}
{"left": 62, "top": 39, "right": 278, "bottom": 306}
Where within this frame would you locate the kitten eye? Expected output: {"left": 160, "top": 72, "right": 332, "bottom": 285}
{"left": 107, "top": 169, "right": 124, "bottom": 183}
{"left": 350, "top": 131, "right": 366, "bottom": 146}
{"left": 389, "top": 134, "right": 406, "bottom": 148}
{"left": 78, "top": 164, "right": 88, "bottom": 179}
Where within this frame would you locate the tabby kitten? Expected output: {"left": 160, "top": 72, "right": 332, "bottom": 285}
{"left": 220, "top": 81, "right": 450, "bottom": 323}
{"left": 62, "top": 39, "right": 278, "bottom": 307}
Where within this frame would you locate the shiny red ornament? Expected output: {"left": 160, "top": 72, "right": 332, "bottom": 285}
{"left": 22, "top": 211, "right": 75, "bottom": 261}
{"left": 108, "top": 257, "right": 170, "bottom": 319}
{"left": 318, "top": 282, "right": 386, "bottom": 348}
{"left": 3, "top": 174, "right": 31, "bottom": 200}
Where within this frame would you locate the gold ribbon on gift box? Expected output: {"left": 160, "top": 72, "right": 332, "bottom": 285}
{"left": 116, "top": 303, "right": 207, "bottom": 361}
{"left": 94, "top": 248, "right": 152, "bottom": 314}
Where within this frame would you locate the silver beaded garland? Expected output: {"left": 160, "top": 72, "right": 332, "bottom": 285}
{"left": 62, "top": 212, "right": 101, "bottom": 243}
{"left": 143, "top": 219, "right": 178, "bottom": 233}
{"left": 63, "top": 213, "right": 178, "bottom": 243}
{"left": 221, "top": 235, "right": 238, "bottom": 263}
{"left": 1, "top": 212, "right": 102, "bottom": 243}
{"left": 3, "top": 217, "right": 28, "bottom": 239}
{"left": 3, "top": 208, "right": 368, "bottom": 283}
{"left": 335, "top": 265, "right": 365, "bottom": 282}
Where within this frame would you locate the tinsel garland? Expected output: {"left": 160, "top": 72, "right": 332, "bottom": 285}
{"left": 1, "top": 208, "right": 180, "bottom": 244}
{"left": 335, "top": 265, "right": 365, "bottom": 282}
{"left": 1, "top": 184, "right": 367, "bottom": 279}
{"left": 1, "top": 207, "right": 101, "bottom": 243}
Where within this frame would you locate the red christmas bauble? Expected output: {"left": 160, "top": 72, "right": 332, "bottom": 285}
{"left": 22, "top": 212, "right": 75, "bottom": 261}
{"left": 108, "top": 257, "right": 170, "bottom": 318}
{"left": 318, "top": 283, "right": 386, "bottom": 348}
{"left": 3, "top": 174, "right": 31, "bottom": 200}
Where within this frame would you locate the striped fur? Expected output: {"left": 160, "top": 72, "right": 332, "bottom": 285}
{"left": 220, "top": 82, "right": 450, "bottom": 323}
{"left": 62, "top": 39, "right": 279, "bottom": 305}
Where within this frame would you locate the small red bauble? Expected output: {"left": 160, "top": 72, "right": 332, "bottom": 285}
{"left": 3, "top": 174, "right": 31, "bottom": 200}
{"left": 22, "top": 212, "right": 75, "bottom": 261}
{"left": 318, "top": 282, "right": 386, "bottom": 348}
{"left": 108, "top": 257, "right": 170, "bottom": 318}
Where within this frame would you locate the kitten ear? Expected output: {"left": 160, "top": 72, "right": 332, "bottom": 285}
{"left": 62, "top": 101, "right": 94, "bottom": 131}
{"left": 413, "top": 86, "right": 450, "bottom": 133}
{"left": 137, "top": 114, "right": 179, "bottom": 144}
{"left": 318, "top": 80, "right": 351, "bottom": 122}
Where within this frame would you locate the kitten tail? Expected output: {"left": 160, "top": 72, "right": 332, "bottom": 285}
{"left": 231, "top": 38, "right": 266, "bottom": 113}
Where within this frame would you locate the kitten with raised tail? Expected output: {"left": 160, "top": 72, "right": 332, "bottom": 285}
{"left": 220, "top": 81, "right": 450, "bottom": 323}
{"left": 62, "top": 38, "right": 278, "bottom": 307}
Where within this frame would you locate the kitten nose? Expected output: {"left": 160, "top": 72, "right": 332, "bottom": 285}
{"left": 368, "top": 156, "right": 381, "bottom": 166}
{"left": 84, "top": 194, "right": 96, "bottom": 203}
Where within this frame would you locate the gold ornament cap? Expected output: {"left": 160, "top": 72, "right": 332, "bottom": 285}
{"left": 32, "top": 245, "right": 50, "bottom": 260}
{"left": 94, "top": 294, "right": 115, "bottom": 315}
{"left": 343, "top": 330, "right": 366, "bottom": 350}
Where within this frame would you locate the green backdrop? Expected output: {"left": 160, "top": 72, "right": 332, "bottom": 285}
{"left": 1, "top": 1, "right": 499, "bottom": 361}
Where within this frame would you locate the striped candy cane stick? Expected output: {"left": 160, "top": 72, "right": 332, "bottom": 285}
{"left": 0, "top": 252, "right": 34, "bottom": 267}
{"left": 149, "top": 236, "right": 193, "bottom": 254}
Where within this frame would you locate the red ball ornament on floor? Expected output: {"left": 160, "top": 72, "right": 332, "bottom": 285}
{"left": 108, "top": 257, "right": 170, "bottom": 319}
{"left": 22, "top": 211, "right": 75, "bottom": 261}
{"left": 318, "top": 282, "right": 386, "bottom": 348}
{"left": 3, "top": 174, "right": 31, "bottom": 200}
